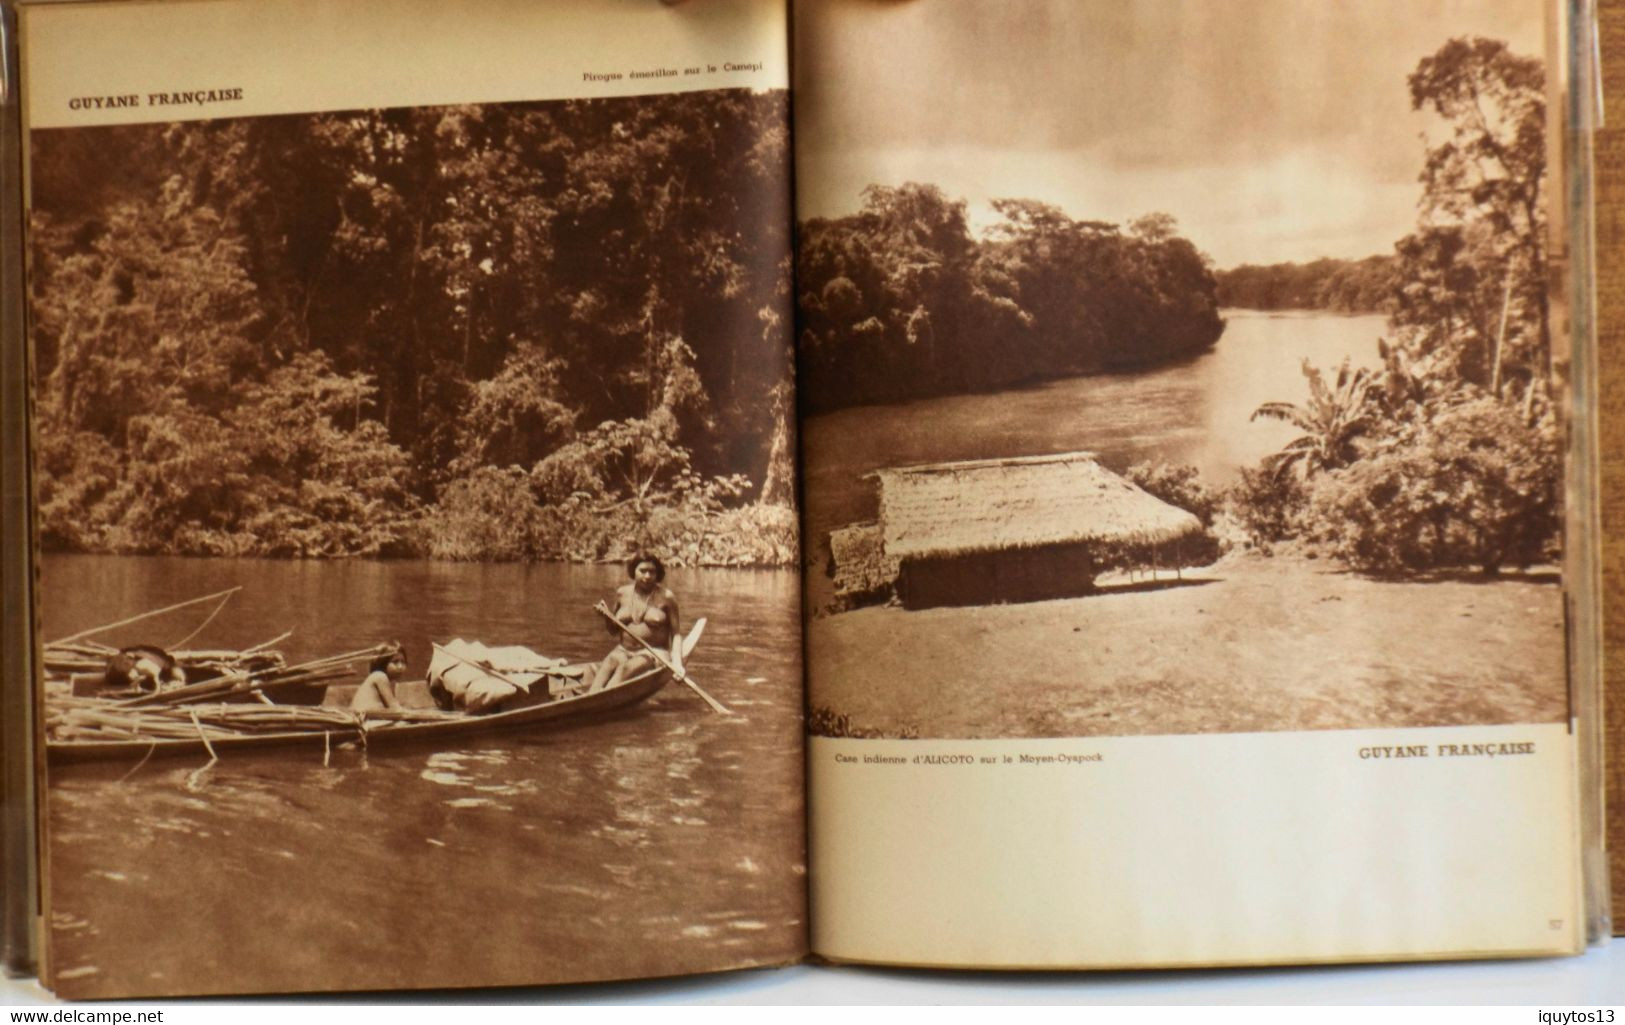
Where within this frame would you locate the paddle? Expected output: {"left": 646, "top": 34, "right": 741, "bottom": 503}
{"left": 680, "top": 617, "right": 706, "bottom": 660}
{"left": 595, "top": 604, "right": 728, "bottom": 715}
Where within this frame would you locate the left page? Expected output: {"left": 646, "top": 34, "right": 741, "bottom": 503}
{"left": 17, "top": 0, "right": 802, "bottom": 999}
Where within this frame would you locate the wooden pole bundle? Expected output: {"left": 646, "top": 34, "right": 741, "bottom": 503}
{"left": 45, "top": 691, "right": 464, "bottom": 750}
{"left": 44, "top": 641, "right": 118, "bottom": 657}
{"left": 263, "top": 647, "right": 384, "bottom": 679}
{"left": 49, "top": 707, "right": 241, "bottom": 741}
{"left": 116, "top": 645, "right": 378, "bottom": 708}
{"left": 47, "top": 700, "right": 366, "bottom": 743}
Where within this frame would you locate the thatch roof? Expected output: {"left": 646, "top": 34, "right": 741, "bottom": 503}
{"left": 873, "top": 452, "right": 1203, "bottom": 561}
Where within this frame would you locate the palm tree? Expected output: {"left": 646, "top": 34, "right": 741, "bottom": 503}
{"left": 1251, "top": 359, "right": 1375, "bottom": 480}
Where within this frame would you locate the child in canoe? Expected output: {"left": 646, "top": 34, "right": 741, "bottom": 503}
{"left": 351, "top": 644, "right": 407, "bottom": 712}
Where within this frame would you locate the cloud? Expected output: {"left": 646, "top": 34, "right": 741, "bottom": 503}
{"left": 795, "top": 0, "right": 1543, "bottom": 263}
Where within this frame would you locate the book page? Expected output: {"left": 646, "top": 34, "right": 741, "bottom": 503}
{"left": 797, "top": 0, "right": 1586, "bottom": 967}
{"left": 18, "top": 0, "right": 804, "bottom": 998}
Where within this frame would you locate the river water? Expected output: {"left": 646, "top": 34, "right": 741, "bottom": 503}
{"left": 41, "top": 310, "right": 1375, "bottom": 995}
{"left": 802, "top": 310, "right": 1384, "bottom": 547}
{"left": 41, "top": 558, "right": 806, "bottom": 997}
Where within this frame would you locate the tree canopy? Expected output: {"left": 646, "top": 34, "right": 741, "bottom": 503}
{"left": 1238, "top": 37, "right": 1560, "bottom": 576}
{"left": 1215, "top": 256, "right": 1396, "bottom": 313}
{"left": 30, "top": 90, "right": 797, "bottom": 564}
{"left": 796, "top": 186, "right": 1225, "bottom": 413}
{"left": 1396, "top": 36, "right": 1547, "bottom": 394}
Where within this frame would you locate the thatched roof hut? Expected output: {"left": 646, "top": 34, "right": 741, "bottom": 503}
{"left": 828, "top": 452, "right": 1209, "bottom": 610}
{"left": 874, "top": 452, "right": 1203, "bottom": 561}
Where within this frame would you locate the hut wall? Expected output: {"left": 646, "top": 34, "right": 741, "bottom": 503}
{"left": 896, "top": 544, "right": 1097, "bottom": 609}
{"left": 828, "top": 522, "right": 899, "bottom": 608}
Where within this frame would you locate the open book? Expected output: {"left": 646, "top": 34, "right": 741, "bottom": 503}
{"left": 0, "top": 0, "right": 1603, "bottom": 999}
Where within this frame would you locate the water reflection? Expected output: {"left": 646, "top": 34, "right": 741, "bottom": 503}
{"left": 41, "top": 560, "right": 806, "bottom": 998}
{"left": 802, "top": 311, "right": 1384, "bottom": 545}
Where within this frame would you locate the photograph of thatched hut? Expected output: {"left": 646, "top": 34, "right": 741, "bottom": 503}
{"left": 830, "top": 453, "right": 1210, "bottom": 610}
{"left": 798, "top": 0, "right": 1567, "bottom": 743}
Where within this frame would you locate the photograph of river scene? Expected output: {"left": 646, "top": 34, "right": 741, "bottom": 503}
{"left": 27, "top": 85, "right": 805, "bottom": 997}
{"left": 39, "top": 558, "right": 804, "bottom": 997}
{"left": 795, "top": 0, "right": 1566, "bottom": 740}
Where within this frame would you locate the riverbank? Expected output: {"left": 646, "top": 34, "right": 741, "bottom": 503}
{"left": 806, "top": 552, "right": 1565, "bottom": 739}
{"left": 40, "top": 499, "right": 800, "bottom": 568}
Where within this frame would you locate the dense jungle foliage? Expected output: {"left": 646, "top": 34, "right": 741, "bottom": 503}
{"left": 29, "top": 90, "right": 798, "bottom": 564}
{"left": 1215, "top": 256, "right": 1397, "bottom": 314}
{"left": 795, "top": 194, "right": 1225, "bottom": 412}
{"left": 1224, "top": 37, "right": 1561, "bottom": 575}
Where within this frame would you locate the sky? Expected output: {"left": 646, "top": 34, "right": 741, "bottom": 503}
{"left": 792, "top": 0, "right": 1546, "bottom": 268}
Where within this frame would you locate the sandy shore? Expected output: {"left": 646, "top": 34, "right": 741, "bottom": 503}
{"left": 806, "top": 553, "right": 1567, "bottom": 739}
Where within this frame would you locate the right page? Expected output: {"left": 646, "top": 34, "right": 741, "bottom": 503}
{"left": 797, "top": 0, "right": 1587, "bottom": 967}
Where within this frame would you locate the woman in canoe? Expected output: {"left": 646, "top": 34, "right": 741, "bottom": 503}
{"left": 590, "top": 553, "right": 684, "bottom": 692}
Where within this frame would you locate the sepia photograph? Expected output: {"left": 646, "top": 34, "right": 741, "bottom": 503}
{"left": 796, "top": 0, "right": 1566, "bottom": 741}
{"left": 28, "top": 85, "right": 805, "bottom": 997}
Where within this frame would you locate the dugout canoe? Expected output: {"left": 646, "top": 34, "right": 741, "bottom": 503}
{"left": 45, "top": 659, "right": 675, "bottom": 765}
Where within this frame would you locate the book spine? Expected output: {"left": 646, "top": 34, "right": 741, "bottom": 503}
{"left": 0, "top": 0, "right": 40, "bottom": 980}
{"left": 1560, "top": 0, "right": 1612, "bottom": 945}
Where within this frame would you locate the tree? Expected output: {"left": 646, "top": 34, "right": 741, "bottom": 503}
{"left": 28, "top": 91, "right": 799, "bottom": 562}
{"left": 797, "top": 184, "right": 1019, "bottom": 406}
{"left": 1402, "top": 37, "right": 1547, "bottom": 387}
{"left": 1214, "top": 256, "right": 1395, "bottom": 314}
{"left": 1309, "top": 397, "right": 1560, "bottom": 574}
{"left": 1388, "top": 224, "right": 1505, "bottom": 388}
{"left": 1235, "top": 37, "right": 1562, "bottom": 571}
{"left": 1251, "top": 359, "right": 1376, "bottom": 480}
{"left": 228, "top": 352, "right": 419, "bottom": 557}
{"left": 33, "top": 187, "right": 262, "bottom": 442}
{"left": 449, "top": 342, "right": 578, "bottom": 474}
